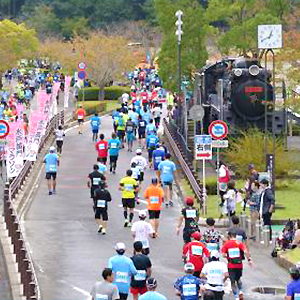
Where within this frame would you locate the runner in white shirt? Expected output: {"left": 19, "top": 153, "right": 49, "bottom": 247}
{"left": 131, "top": 149, "right": 148, "bottom": 185}
{"left": 55, "top": 125, "right": 65, "bottom": 154}
{"left": 131, "top": 210, "right": 155, "bottom": 256}
{"left": 200, "top": 250, "right": 229, "bottom": 299}
{"left": 122, "top": 92, "right": 130, "bottom": 105}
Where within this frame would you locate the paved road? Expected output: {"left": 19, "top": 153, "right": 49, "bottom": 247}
{"left": 23, "top": 115, "right": 289, "bottom": 300}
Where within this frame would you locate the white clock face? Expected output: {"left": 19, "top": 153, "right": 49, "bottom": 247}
{"left": 258, "top": 24, "right": 283, "bottom": 49}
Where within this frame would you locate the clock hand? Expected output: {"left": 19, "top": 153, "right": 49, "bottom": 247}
{"left": 261, "top": 30, "right": 274, "bottom": 43}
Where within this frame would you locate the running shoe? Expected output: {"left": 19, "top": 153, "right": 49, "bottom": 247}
{"left": 169, "top": 200, "right": 174, "bottom": 207}
{"left": 124, "top": 220, "right": 129, "bottom": 227}
{"left": 102, "top": 228, "right": 106, "bottom": 235}
{"left": 49, "top": 191, "right": 52, "bottom": 195}
{"left": 98, "top": 225, "right": 103, "bottom": 233}
{"left": 239, "top": 292, "right": 244, "bottom": 300}
{"left": 128, "top": 222, "right": 132, "bottom": 228}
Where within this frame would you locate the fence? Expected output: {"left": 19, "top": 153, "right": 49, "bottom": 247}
{"left": 3, "top": 110, "right": 64, "bottom": 300}
{"left": 163, "top": 119, "right": 203, "bottom": 206}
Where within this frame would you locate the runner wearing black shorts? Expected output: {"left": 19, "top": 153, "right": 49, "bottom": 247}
{"left": 149, "top": 210, "right": 161, "bottom": 219}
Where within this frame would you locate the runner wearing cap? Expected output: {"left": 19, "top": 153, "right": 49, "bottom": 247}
{"left": 139, "top": 278, "right": 167, "bottom": 300}
{"left": 95, "top": 134, "right": 108, "bottom": 165}
{"left": 131, "top": 149, "right": 147, "bottom": 184}
{"left": 108, "top": 243, "right": 137, "bottom": 300}
{"left": 157, "top": 153, "right": 176, "bottom": 207}
{"left": 174, "top": 263, "right": 203, "bottom": 300}
{"left": 76, "top": 104, "right": 86, "bottom": 134}
{"left": 177, "top": 197, "right": 200, "bottom": 243}
{"left": 144, "top": 178, "right": 164, "bottom": 235}
{"left": 43, "top": 146, "right": 60, "bottom": 195}
{"left": 90, "top": 268, "right": 119, "bottom": 300}
{"left": 119, "top": 170, "right": 139, "bottom": 227}
{"left": 221, "top": 230, "right": 252, "bottom": 300}
{"left": 93, "top": 182, "right": 111, "bottom": 235}
{"left": 131, "top": 210, "right": 155, "bottom": 255}
{"left": 130, "top": 241, "right": 152, "bottom": 300}
{"left": 200, "top": 250, "right": 229, "bottom": 300}
{"left": 152, "top": 144, "right": 165, "bottom": 176}
{"left": 182, "top": 232, "right": 210, "bottom": 278}
{"left": 285, "top": 266, "right": 300, "bottom": 300}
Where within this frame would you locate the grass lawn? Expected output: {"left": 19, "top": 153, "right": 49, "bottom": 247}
{"left": 179, "top": 178, "right": 300, "bottom": 220}
{"left": 78, "top": 100, "right": 120, "bottom": 112}
{"left": 282, "top": 248, "right": 300, "bottom": 264}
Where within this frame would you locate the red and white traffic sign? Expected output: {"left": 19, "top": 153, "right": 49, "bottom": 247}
{"left": 0, "top": 120, "right": 9, "bottom": 139}
{"left": 208, "top": 120, "right": 228, "bottom": 140}
{"left": 78, "top": 62, "right": 87, "bottom": 70}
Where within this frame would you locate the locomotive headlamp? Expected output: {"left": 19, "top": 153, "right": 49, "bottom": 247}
{"left": 234, "top": 68, "right": 243, "bottom": 77}
{"left": 249, "top": 65, "right": 260, "bottom": 76}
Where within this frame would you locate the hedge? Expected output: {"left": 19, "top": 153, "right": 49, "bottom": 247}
{"left": 73, "top": 102, "right": 107, "bottom": 118}
{"left": 78, "top": 86, "right": 131, "bottom": 101}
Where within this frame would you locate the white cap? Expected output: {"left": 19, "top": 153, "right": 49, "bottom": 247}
{"left": 211, "top": 250, "right": 220, "bottom": 259}
{"left": 49, "top": 146, "right": 56, "bottom": 152}
{"left": 184, "top": 263, "right": 195, "bottom": 271}
{"left": 139, "top": 210, "right": 147, "bottom": 218}
{"left": 136, "top": 149, "right": 142, "bottom": 154}
{"left": 115, "top": 242, "right": 126, "bottom": 251}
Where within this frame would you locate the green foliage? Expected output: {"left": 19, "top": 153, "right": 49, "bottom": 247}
{"left": 61, "top": 17, "right": 89, "bottom": 40}
{"left": 224, "top": 128, "right": 295, "bottom": 178}
{"left": 78, "top": 86, "right": 130, "bottom": 101}
{"left": 155, "top": 0, "right": 208, "bottom": 90}
{"left": 77, "top": 101, "right": 107, "bottom": 116}
{"left": 205, "top": 177, "right": 218, "bottom": 195}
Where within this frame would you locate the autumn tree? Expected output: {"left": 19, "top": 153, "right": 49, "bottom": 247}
{"left": 0, "top": 19, "right": 39, "bottom": 88}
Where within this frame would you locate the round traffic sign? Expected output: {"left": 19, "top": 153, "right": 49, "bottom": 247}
{"left": 208, "top": 120, "right": 228, "bottom": 140}
{"left": 0, "top": 120, "right": 9, "bottom": 139}
{"left": 78, "top": 70, "right": 86, "bottom": 80}
{"left": 189, "top": 105, "right": 204, "bottom": 121}
{"left": 78, "top": 62, "right": 87, "bottom": 70}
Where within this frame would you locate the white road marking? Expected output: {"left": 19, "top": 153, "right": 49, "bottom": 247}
{"left": 60, "top": 280, "right": 91, "bottom": 298}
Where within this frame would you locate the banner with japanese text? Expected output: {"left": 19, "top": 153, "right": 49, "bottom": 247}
{"left": 14, "top": 121, "right": 25, "bottom": 175}
{"left": 25, "top": 112, "right": 41, "bottom": 161}
{"left": 64, "top": 76, "right": 71, "bottom": 108}
{"left": 7, "top": 122, "right": 18, "bottom": 178}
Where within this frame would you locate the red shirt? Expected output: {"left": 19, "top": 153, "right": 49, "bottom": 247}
{"left": 131, "top": 92, "right": 137, "bottom": 101}
{"left": 141, "top": 92, "right": 148, "bottom": 104}
{"left": 151, "top": 91, "right": 158, "bottom": 100}
{"left": 139, "top": 71, "right": 146, "bottom": 81}
{"left": 183, "top": 241, "right": 210, "bottom": 272}
{"left": 95, "top": 140, "right": 108, "bottom": 158}
{"left": 221, "top": 239, "right": 246, "bottom": 269}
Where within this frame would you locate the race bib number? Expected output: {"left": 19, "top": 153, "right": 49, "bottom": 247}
{"left": 127, "top": 126, "right": 133, "bottom": 132}
{"left": 150, "top": 196, "right": 159, "bottom": 204}
{"left": 207, "top": 243, "right": 218, "bottom": 252}
{"left": 191, "top": 245, "right": 203, "bottom": 256}
{"left": 93, "top": 178, "right": 101, "bottom": 185}
{"left": 49, "top": 164, "right": 56, "bottom": 172}
{"left": 92, "top": 121, "right": 98, "bottom": 126}
{"left": 140, "top": 122, "right": 145, "bottom": 127}
{"left": 142, "top": 240, "right": 149, "bottom": 248}
{"left": 115, "top": 271, "right": 128, "bottom": 283}
{"left": 97, "top": 200, "right": 106, "bottom": 208}
{"left": 111, "top": 143, "right": 117, "bottom": 149}
{"left": 182, "top": 284, "right": 197, "bottom": 296}
{"left": 78, "top": 115, "right": 83, "bottom": 119}
{"left": 95, "top": 294, "right": 108, "bottom": 300}
{"left": 150, "top": 138, "right": 156, "bottom": 144}
{"left": 228, "top": 248, "right": 240, "bottom": 258}
{"left": 294, "top": 293, "right": 300, "bottom": 300}
{"left": 99, "top": 144, "right": 105, "bottom": 150}
{"left": 186, "top": 209, "right": 196, "bottom": 218}
{"left": 155, "top": 156, "right": 162, "bottom": 162}
{"left": 236, "top": 235, "right": 243, "bottom": 242}
{"left": 125, "top": 184, "right": 133, "bottom": 191}
{"left": 134, "top": 270, "right": 146, "bottom": 281}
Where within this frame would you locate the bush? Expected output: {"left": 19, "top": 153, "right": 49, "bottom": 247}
{"left": 205, "top": 177, "right": 217, "bottom": 195}
{"left": 224, "top": 128, "right": 296, "bottom": 178}
{"left": 78, "top": 86, "right": 130, "bottom": 101}
{"left": 74, "top": 101, "right": 107, "bottom": 117}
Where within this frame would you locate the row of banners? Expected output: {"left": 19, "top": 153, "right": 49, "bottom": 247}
{"left": 5, "top": 76, "right": 71, "bottom": 178}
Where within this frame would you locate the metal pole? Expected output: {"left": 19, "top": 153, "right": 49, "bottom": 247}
{"left": 202, "top": 159, "right": 207, "bottom": 214}
{"left": 271, "top": 50, "right": 276, "bottom": 193}
{"left": 283, "top": 80, "right": 288, "bottom": 150}
{"left": 217, "top": 148, "right": 220, "bottom": 197}
{"left": 264, "top": 50, "right": 269, "bottom": 156}
{"left": 178, "top": 40, "right": 182, "bottom": 109}
{"left": 219, "top": 79, "right": 224, "bottom": 120}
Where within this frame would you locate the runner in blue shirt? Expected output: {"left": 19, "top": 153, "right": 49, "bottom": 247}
{"left": 141, "top": 107, "right": 151, "bottom": 124}
{"left": 286, "top": 267, "right": 300, "bottom": 300}
{"left": 158, "top": 153, "right": 176, "bottom": 207}
{"left": 152, "top": 145, "right": 165, "bottom": 176}
{"left": 108, "top": 133, "right": 121, "bottom": 174}
{"left": 174, "top": 263, "right": 203, "bottom": 300}
{"left": 139, "top": 278, "right": 167, "bottom": 300}
{"left": 146, "top": 119, "right": 157, "bottom": 136}
{"left": 112, "top": 109, "right": 121, "bottom": 133}
{"left": 108, "top": 243, "right": 137, "bottom": 300}
{"left": 90, "top": 113, "right": 101, "bottom": 142}
{"left": 43, "top": 146, "right": 59, "bottom": 195}
{"left": 146, "top": 134, "right": 159, "bottom": 167}
{"left": 97, "top": 157, "right": 107, "bottom": 174}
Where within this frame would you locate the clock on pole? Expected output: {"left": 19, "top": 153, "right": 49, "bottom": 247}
{"left": 258, "top": 24, "right": 283, "bottom": 49}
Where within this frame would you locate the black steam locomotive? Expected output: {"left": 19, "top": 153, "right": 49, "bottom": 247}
{"left": 194, "top": 57, "right": 284, "bottom": 133}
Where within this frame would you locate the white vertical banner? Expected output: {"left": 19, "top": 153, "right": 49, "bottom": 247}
{"left": 14, "top": 122, "right": 25, "bottom": 175}
{"left": 64, "top": 76, "right": 71, "bottom": 108}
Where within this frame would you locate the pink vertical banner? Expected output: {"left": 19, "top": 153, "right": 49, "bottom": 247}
{"left": 6, "top": 122, "right": 18, "bottom": 178}
{"left": 37, "top": 90, "right": 47, "bottom": 114}
{"left": 14, "top": 121, "right": 25, "bottom": 174}
{"left": 64, "top": 76, "right": 71, "bottom": 108}
{"left": 51, "top": 82, "right": 60, "bottom": 117}
{"left": 16, "top": 104, "right": 25, "bottom": 121}
{"left": 25, "top": 111, "right": 40, "bottom": 161}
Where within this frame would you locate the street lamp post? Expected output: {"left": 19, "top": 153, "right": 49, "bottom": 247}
{"left": 175, "top": 10, "right": 183, "bottom": 133}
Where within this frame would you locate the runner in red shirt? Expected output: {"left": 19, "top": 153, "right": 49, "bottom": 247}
{"left": 95, "top": 134, "right": 108, "bottom": 165}
{"left": 182, "top": 231, "right": 210, "bottom": 278}
{"left": 221, "top": 230, "right": 252, "bottom": 300}
{"left": 141, "top": 90, "right": 149, "bottom": 107}
{"left": 139, "top": 70, "right": 146, "bottom": 83}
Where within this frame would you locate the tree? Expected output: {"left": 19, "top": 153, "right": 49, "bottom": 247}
{"left": 154, "top": 0, "right": 208, "bottom": 90}
{"left": 0, "top": 19, "right": 39, "bottom": 88}
{"left": 61, "top": 17, "right": 89, "bottom": 40}
{"left": 205, "top": 0, "right": 280, "bottom": 56}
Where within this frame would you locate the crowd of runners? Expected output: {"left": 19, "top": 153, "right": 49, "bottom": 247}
{"left": 41, "top": 67, "right": 300, "bottom": 300}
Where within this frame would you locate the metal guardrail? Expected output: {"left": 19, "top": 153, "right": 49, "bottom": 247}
{"left": 3, "top": 110, "right": 64, "bottom": 300}
{"left": 163, "top": 119, "right": 203, "bottom": 206}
